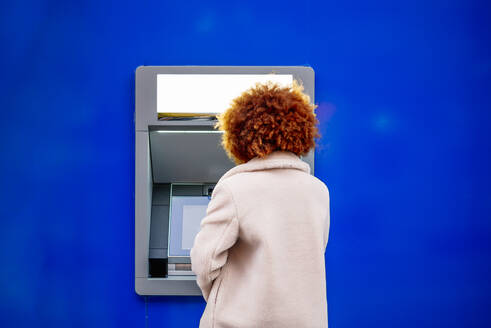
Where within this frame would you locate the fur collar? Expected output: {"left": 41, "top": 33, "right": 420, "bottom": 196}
{"left": 218, "top": 150, "right": 311, "bottom": 184}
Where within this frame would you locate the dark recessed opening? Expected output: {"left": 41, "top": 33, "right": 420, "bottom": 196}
{"left": 149, "top": 258, "right": 168, "bottom": 278}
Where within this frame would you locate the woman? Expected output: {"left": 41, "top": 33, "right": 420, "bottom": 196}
{"left": 190, "top": 80, "right": 330, "bottom": 328}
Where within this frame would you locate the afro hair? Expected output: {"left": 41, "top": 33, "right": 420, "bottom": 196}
{"left": 215, "top": 79, "right": 321, "bottom": 165}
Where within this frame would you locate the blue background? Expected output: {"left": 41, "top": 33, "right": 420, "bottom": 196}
{"left": 1, "top": 0, "right": 490, "bottom": 327}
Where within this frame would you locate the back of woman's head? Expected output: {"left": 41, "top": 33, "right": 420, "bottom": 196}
{"left": 215, "top": 80, "right": 321, "bottom": 164}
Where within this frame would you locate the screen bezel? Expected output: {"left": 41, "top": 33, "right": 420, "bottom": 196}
{"left": 168, "top": 186, "right": 211, "bottom": 258}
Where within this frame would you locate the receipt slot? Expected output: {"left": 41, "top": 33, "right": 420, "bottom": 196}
{"left": 134, "top": 66, "right": 315, "bottom": 295}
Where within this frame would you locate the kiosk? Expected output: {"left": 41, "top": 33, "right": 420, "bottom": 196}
{"left": 135, "top": 66, "right": 315, "bottom": 295}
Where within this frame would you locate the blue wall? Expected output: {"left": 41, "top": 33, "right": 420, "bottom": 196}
{"left": 1, "top": 1, "right": 490, "bottom": 327}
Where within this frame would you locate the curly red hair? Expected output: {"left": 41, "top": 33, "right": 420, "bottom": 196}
{"left": 215, "top": 80, "right": 320, "bottom": 165}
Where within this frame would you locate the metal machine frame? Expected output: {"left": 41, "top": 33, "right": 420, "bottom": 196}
{"left": 135, "top": 66, "right": 315, "bottom": 295}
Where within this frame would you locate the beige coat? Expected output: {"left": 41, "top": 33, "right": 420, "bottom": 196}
{"left": 190, "top": 150, "right": 330, "bottom": 328}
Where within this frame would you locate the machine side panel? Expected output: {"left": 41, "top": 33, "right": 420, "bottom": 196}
{"left": 135, "top": 131, "right": 152, "bottom": 281}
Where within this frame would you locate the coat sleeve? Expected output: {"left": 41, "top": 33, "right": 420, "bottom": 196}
{"left": 323, "top": 187, "right": 331, "bottom": 249}
{"left": 190, "top": 181, "right": 239, "bottom": 301}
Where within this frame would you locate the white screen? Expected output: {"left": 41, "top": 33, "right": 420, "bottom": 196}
{"left": 181, "top": 205, "right": 208, "bottom": 250}
{"left": 157, "top": 74, "right": 293, "bottom": 114}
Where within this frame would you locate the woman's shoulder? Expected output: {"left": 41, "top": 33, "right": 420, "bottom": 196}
{"left": 310, "top": 175, "right": 330, "bottom": 195}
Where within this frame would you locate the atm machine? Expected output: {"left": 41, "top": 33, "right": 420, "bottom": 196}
{"left": 134, "top": 66, "right": 315, "bottom": 295}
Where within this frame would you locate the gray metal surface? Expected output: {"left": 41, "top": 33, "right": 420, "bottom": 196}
{"left": 135, "top": 277, "right": 201, "bottom": 296}
{"left": 135, "top": 131, "right": 152, "bottom": 280}
{"left": 149, "top": 205, "right": 169, "bottom": 257}
{"left": 135, "top": 65, "right": 315, "bottom": 296}
{"left": 150, "top": 129, "right": 235, "bottom": 183}
{"left": 149, "top": 184, "right": 170, "bottom": 259}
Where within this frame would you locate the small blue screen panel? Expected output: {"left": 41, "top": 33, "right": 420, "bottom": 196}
{"left": 168, "top": 196, "right": 210, "bottom": 257}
